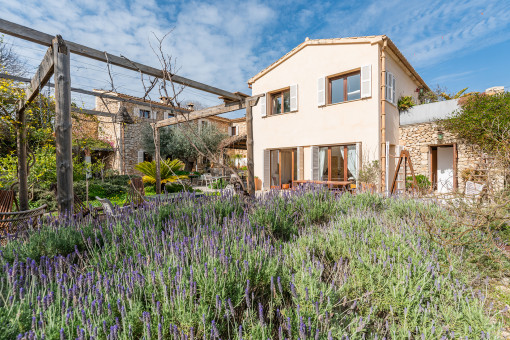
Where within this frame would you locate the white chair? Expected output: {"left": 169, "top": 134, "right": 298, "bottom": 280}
{"left": 203, "top": 173, "right": 214, "bottom": 187}
{"left": 95, "top": 197, "right": 130, "bottom": 219}
{"left": 464, "top": 181, "right": 485, "bottom": 203}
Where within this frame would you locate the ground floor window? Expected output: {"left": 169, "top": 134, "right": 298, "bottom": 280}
{"left": 270, "top": 148, "right": 297, "bottom": 188}
{"left": 319, "top": 144, "right": 357, "bottom": 182}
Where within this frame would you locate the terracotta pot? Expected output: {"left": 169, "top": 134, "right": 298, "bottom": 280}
{"left": 282, "top": 183, "right": 290, "bottom": 190}
{"left": 254, "top": 177, "right": 261, "bottom": 191}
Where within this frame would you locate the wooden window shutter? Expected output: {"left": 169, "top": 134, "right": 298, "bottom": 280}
{"left": 263, "top": 149, "right": 271, "bottom": 189}
{"left": 317, "top": 77, "right": 325, "bottom": 106}
{"left": 392, "top": 75, "right": 396, "bottom": 105}
{"left": 151, "top": 111, "right": 156, "bottom": 120}
{"left": 355, "top": 142, "right": 362, "bottom": 186}
{"left": 134, "top": 107, "right": 140, "bottom": 117}
{"left": 260, "top": 94, "right": 267, "bottom": 117}
{"left": 228, "top": 126, "right": 233, "bottom": 136}
{"left": 137, "top": 150, "right": 144, "bottom": 164}
{"left": 297, "top": 146, "right": 304, "bottom": 180}
{"left": 311, "top": 146, "right": 319, "bottom": 180}
{"left": 164, "top": 111, "right": 169, "bottom": 120}
{"left": 385, "top": 72, "right": 391, "bottom": 102}
{"left": 360, "top": 64, "right": 371, "bottom": 98}
{"left": 290, "top": 84, "right": 298, "bottom": 111}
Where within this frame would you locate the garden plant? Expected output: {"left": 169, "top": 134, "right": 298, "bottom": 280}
{"left": 0, "top": 187, "right": 508, "bottom": 339}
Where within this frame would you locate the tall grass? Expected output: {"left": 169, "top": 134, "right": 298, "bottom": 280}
{"left": 0, "top": 188, "right": 506, "bottom": 339}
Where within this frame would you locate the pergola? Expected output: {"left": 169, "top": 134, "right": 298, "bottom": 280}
{"left": 0, "top": 19, "right": 259, "bottom": 213}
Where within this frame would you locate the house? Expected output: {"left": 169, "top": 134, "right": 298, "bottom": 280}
{"left": 94, "top": 92, "right": 247, "bottom": 175}
{"left": 248, "top": 36, "right": 429, "bottom": 191}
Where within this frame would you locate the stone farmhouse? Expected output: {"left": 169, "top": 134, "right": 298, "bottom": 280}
{"left": 247, "top": 35, "right": 501, "bottom": 193}
{"left": 93, "top": 92, "right": 247, "bottom": 175}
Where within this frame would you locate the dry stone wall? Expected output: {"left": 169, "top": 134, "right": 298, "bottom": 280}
{"left": 399, "top": 122, "right": 481, "bottom": 190}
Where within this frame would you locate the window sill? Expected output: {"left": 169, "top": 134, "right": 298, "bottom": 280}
{"left": 262, "top": 110, "right": 298, "bottom": 118}
{"left": 324, "top": 97, "right": 368, "bottom": 107}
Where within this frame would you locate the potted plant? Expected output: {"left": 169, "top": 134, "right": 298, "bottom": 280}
{"left": 398, "top": 96, "right": 415, "bottom": 112}
{"left": 254, "top": 176, "right": 261, "bottom": 191}
{"left": 358, "top": 159, "right": 380, "bottom": 193}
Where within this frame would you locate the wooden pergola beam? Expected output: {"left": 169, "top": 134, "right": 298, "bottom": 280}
{"left": 26, "top": 45, "right": 54, "bottom": 104}
{"left": 0, "top": 19, "right": 243, "bottom": 102}
{"left": 0, "top": 73, "right": 190, "bottom": 114}
{"left": 156, "top": 101, "right": 245, "bottom": 127}
{"left": 156, "top": 94, "right": 263, "bottom": 128}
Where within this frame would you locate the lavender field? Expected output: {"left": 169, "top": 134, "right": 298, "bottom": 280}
{"left": 0, "top": 188, "right": 507, "bottom": 339}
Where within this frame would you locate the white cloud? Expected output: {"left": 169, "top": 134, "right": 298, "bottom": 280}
{"left": 0, "top": 0, "right": 275, "bottom": 111}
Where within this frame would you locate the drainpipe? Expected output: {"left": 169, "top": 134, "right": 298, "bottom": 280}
{"left": 380, "top": 38, "right": 388, "bottom": 194}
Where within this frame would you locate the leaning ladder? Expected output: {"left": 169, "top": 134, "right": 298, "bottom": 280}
{"left": 390, "top": 150, "right": 418, "bottom": 195}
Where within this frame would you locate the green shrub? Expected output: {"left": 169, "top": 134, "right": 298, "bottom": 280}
{"left": 74, "top": 179, "right": 127, "bottom": 200}
{"left": 406, "top": 174, "right": 431, "bottom": 191}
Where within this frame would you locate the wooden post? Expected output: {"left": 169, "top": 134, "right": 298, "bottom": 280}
{"left": 16, "top": 100, "right": 29, "bottom": 211}
{"left": 246, "top": 99, "right": 255, "bottom": 197}
{"left": 53, "top": 35, "right": 73, "bottom": 214}
{"left": 154, "top": 126, "right": 161, "bottom": 194}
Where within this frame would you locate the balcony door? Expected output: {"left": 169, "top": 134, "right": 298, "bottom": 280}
{"left": 270, "top": 148, "right": 297, "bottom": 188}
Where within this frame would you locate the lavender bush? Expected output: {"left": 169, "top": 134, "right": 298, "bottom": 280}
{"left": 0, "top": 187, "right": 506, "bottom": 339}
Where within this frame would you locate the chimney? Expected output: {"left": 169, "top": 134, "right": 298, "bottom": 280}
{"left": 160, "top": 96, "right": 171, "bottom": 105}
{"left": 187, "top": 102, "right": 195, "bottom": 111}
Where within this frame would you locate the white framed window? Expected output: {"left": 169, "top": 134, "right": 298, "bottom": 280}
{"left": 385, "top": 72, "right": 396, "bottom": 105}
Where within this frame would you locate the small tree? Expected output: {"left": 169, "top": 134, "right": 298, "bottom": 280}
{"left": 440, "top": 92, "right": 510, "bottom": 166}
{"left": 141, "top": 123, "right": 227, "bottom": 171}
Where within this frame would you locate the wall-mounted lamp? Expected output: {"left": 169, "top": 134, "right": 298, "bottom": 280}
{"left": 437, "top": 131, "right": 444, "bottom": 141}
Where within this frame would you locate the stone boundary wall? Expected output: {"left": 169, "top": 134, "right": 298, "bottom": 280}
{"left": 399, "top": 121, "right": 480, "bottom": 190}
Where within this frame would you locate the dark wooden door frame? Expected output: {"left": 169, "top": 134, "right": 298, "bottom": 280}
{"left": 428, "top": 143, "right": 458, "bottom": 190}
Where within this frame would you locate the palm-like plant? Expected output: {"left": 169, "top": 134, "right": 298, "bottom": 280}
{"left": 134, "top": 159, "right": 188, "bottom": 184}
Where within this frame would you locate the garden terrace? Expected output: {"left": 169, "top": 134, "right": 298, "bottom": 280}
{"left": 0, "top": 187, "right": 508, "bottom": 339}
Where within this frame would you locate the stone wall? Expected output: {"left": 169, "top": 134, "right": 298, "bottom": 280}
{"left": 399, "top": 122, "right": 481, "bottom": 190}
{"left": 94, "top": 93, "right": 245, "bottom": 175}
{"left": 95, "top": 94, "right": 181, "bottom": 176}
{"left": 72, "top": 113, "right": 99, "bottom": 140}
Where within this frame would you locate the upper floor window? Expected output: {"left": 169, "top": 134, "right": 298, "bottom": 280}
{"left": 328, "top": 71, "right": 361, "bottom": 104}
{"left": 271, "top": 89, "right": 290, "bottom": 115}
{"left": 140, "top": 109, "right": 151, "bottom": 119}
{"left": 230, "top": 126, "right": 238, "bottom": 136}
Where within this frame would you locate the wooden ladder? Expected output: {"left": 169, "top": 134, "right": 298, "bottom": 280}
{"left": 390, "top": 150, "right": 418, "bottom": 195}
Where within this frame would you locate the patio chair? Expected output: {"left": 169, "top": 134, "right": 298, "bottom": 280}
{"left": 0, "top": 204, "right": 47, "bottom": 240}
{"left": 95, "top": 197, "right": 130, "bottom": 219}
{"left": 203, "top": 173, "right": 214, "bottom": 187}
{"left": 0, "top": 190, "right": 17, "bottom": 215}
{"left": 464, "top": 181, "right": 485, "bottom": 203}
{"left": 50, "top": 184, "right": 93, "bottom": 218}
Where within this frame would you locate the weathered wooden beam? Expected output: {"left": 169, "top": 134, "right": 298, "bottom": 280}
{"left": 156, "top": 101, "right": 246, "bottom": 127}
{"left": 154, "top": 127, "right": 161, "bottom": 194}
{"left": 0, "top": 19, "right": 243, "bottom": 101}
{"left": 16, "top": 100, "right": 29, "bottom": 210}
{"left": 26, "top": 45, "right": 54, "bottom": 103}
{"left": 245, "top": 98, "right": 255, "bottom": 197}
{"left": 0, "top": 73, "right": 189, "bottom": 114}
{"left": 71, "top": 107, "right": 115, "bottom": 118}
{"left": 156, "top": 94, "right": 263, "bottom": 128}
{"left": 53, "top": 35, "right": 73, "bottom": 214}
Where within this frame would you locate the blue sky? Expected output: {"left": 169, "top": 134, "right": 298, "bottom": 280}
{"left": 1, "top": 0, "right": 509, "bottom": 118}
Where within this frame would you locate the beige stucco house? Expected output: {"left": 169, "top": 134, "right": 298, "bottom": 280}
{"left": 248, "top": 36, "right": 429, "bottom": 191}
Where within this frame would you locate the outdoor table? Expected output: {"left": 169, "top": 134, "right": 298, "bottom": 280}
{"left": 292, "top": 180, "right": 352, "bottom": 190}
